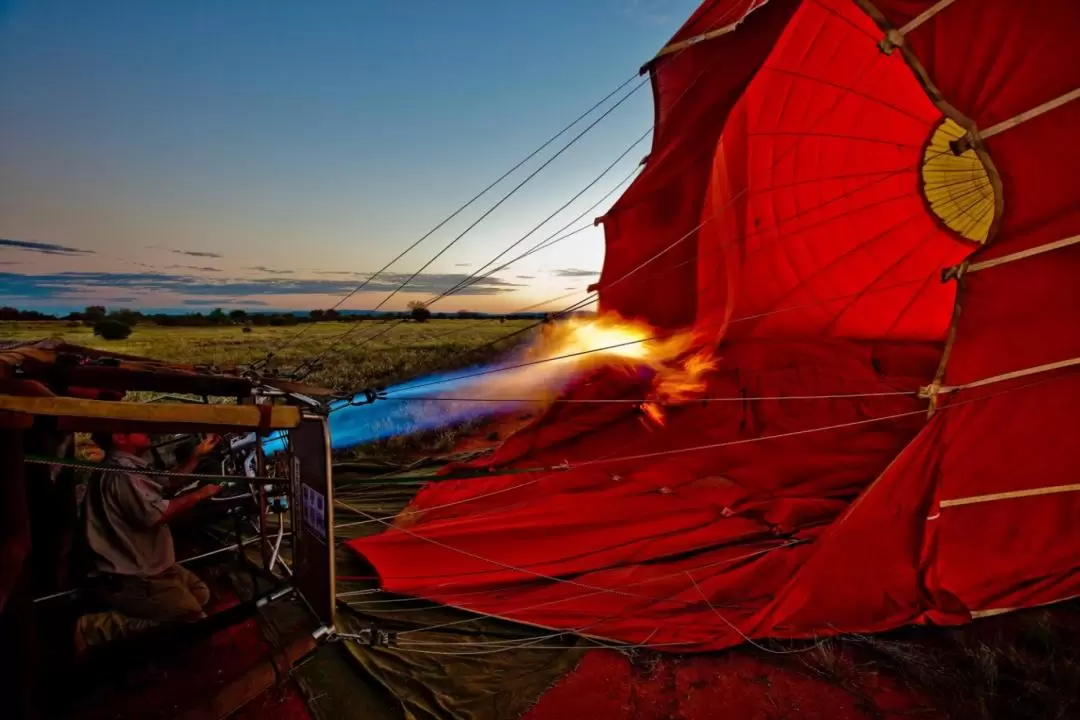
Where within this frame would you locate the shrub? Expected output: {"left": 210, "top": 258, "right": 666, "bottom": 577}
{"left": 92, "top": 319, "right": 133, "bottom": 340}
{"left": 408, "top": 301, "right": 432, "bottom": 323}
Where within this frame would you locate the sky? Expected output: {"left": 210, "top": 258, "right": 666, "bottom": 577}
{"left": 0, "top": 0, "right": 698, "bottom": 313}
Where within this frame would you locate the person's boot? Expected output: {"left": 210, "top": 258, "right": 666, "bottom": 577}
{"left": 72, "top": 610, "right": 128, "bottom": 660}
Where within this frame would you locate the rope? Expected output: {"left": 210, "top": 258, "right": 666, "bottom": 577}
{"left": 391, "top": 540, "right": 803, "bottom": 639}
{"left": 314, "top": 127, "right": 650, "bottom": 362}
{"left": 576, "top": 410, "right": 926, "bottom": 467}
{"left": 939, "top": 483, "right": 1080, "bottom": 509}
{"left": 257, "top": 72, "right": 642, "bottom": 367}
{"left": 981, "top": 87, "right": 1080, "bottom": 140}
{"left": 319, "top": 19, "right": 956, "bottom": 413}
{"left": 432, "top": 128, "right": 652, "bottom": 303}
{"left": 344, "top": 373, "right": 1080, "bottom": 649}
{"left": 686, "top": 572, "right": 826, "bottom": 655}
{"left": 381, "top": 390, "right": 916, "bottom": 404}
{"left": 418, "top": 43, "right": 949, "bottom": 374}
{"left": 955, "top": 233, "right": 1080, "bottom": 277}
{"left": 32, "top": 533, "right": 280, "bottom": 604}
{"left": 308, "top": 10, "right": 907, "bottom": 386}
{"left": 339, "top": 343, "right": 1080, "bottom": 651}
{"left": 295, "top": 58, "right": 715, "bottom": 380}
{"left": 272, "top": 1, "right": 772, "bottom": 378}
{"left": 396, "top": 632, "right": 574, "bottom": 648}
{"left": 380, "top": 638, "right": 714, "bottom": 655}
{"left": 333, "top": 471, "right": 553, "bottom": 531}
{"left": 292, "top": 77, "right": 649, "bottom": 377}
{"left": 651, "top": 0, "right": 765, "bottom": 60}
{"left": 897, "top": 0, "right": 961, "bottom": 34}
{"left": 336, "top": 500, "right": 770, "bottom": 610}
{"left": 934, "top": 356, "right": 1080, "bottom": 396}
{"left": 22, "top": 455, "right": 279, "bottom": 483}
{"left": 376, "top": 274, "right": 935, "bottom": 399}
{"left": 360, "top": 144, "right": 969, "bottom": 403}
{"left": 878, "top": 0, "right": 961, "bottom": 53}
{"left": 343, "top": 539, "right": 800, "bottom": 621}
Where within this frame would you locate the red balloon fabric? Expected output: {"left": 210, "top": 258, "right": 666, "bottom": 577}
{"left": 349, "top": 0, "right": 1080, "bottom": 651}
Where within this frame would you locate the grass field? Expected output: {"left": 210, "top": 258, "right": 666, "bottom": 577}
{"left": 0, "top": 318, "right": 537, "bottom": 393}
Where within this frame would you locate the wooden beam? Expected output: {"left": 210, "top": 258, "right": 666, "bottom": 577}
{"left": 0, "top": 395, "right": 301, "bottom": 432}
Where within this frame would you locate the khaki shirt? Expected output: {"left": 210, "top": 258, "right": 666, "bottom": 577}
{"left": 84, "top": 451, "right": 175, "bottom": 577}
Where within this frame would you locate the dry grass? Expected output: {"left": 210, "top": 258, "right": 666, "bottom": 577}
{"left": 0, "top": 318, "right": 536, "bottom": 393}
{"left": 798, "top": 608, "right": 1080, "bottom": 719}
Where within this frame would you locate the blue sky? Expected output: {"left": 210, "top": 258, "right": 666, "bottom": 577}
{"left": 0, "top": 0, "right": 697, "bottom": 312}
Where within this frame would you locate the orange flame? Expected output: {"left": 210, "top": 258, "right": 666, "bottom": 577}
{"left": 431, "top": 313, "right": 717, "bottom": 428}
{"left": 641, "top": 401, "right": 667, "bottom": 427}
{"left": 526, "top": 313, "right": 717, "bottom": 426}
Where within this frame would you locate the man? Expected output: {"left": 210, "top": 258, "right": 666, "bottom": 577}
{"left": 75, "top": 432, "right": 221, "bottom": 651}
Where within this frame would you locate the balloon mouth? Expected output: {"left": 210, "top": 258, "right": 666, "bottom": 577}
{"left": 921, "top": 117, "right": 996, "bottom": 245}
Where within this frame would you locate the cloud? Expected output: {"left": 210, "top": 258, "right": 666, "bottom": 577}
{"left": 516, "top": 275, "right": 535, "bottom": 279}
{"left": 168, "top": 265, "right": 221, "bottom": 272}
{"left": 552, "top": 268, "right": 600, "bottom": 277}
{"left": 1, "top": 238, "right": 93, "bottom": 256}
{"left": 313, "top": 270, "right": 357, "bottom": 276}
{"left": 454, "top": 263, "right": 473, "bottom": 267}
{"left": 105, "top": 297, "right": 138, "bottom": 303}
{"left": 246, "top": 266, "right": 295, "bottom": 275}
{"left": 164, "top": 248, "right": 224, "bottom": 258}
{"left": 0, "top": 270, "right": 525, "bottom": 303}
{"left": 183, "top": 298, "right": 270, "bottom": 307}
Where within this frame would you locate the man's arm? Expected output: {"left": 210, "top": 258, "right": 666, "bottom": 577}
{"left": 154, "top": 484, "right": 221, "bottom": 525}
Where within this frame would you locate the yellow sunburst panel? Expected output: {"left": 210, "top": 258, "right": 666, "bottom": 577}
{"left": 921, "top": 118, "right": 995, "bottom": 244}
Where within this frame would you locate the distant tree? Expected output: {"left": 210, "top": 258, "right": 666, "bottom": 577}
{"left": 84, "top": 305, "right": 107, "bottom": 321}
{"left": 408, "top": 301, "right": 432, "bottom": 323}
{"left": 93, "top": 319, "right": 133, "bottom": 340}
{"left": 250, "top": 314, "right": 269, "bottom": 327}
{"left": 108, "top": 309, "right": 140, "bottom": 327}
{"left": 207, "top": 308, "right": 228, "bottom": 325}
{"left": 229, "top": 309, "right": 248, "bottom": 322}
{"left": 324, "top": 308, "right": 341, "bottom": 321}
{"left": 15, "top": 309, "right": 52, "bottom": 320}
{"left": 309, "top": 309, "right": 326, "bottom": 322}
{"left": 268, "top": 314, "right": 298, "bottom": 327}
{"left": 152, "top": 314, "right": 180, "bottom": 327}
{"left": 0, "top": 307, "right": 20, "bottom": 321}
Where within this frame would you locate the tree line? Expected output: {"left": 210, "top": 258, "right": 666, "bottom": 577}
{"left": 1, "top": 304, "right": 543, "bottom": 328}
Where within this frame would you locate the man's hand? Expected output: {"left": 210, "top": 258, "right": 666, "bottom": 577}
{"left": 195, "top": 434, "right": 221, "bottom": 457}
{"left": 174, "top": 434, "right": 222, "bottom": 478}
{"left": 197, "top": 483, "right": 223, "bottom": 499}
